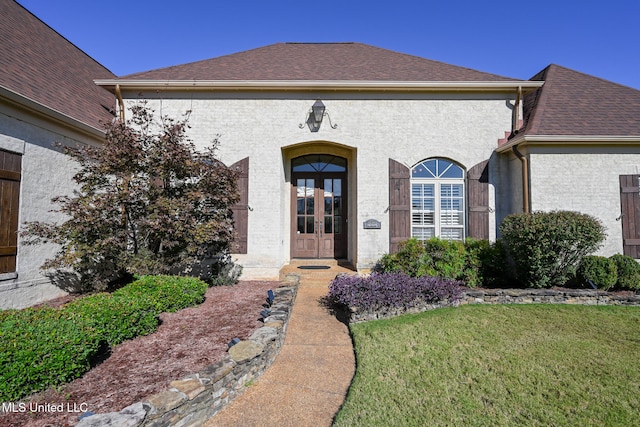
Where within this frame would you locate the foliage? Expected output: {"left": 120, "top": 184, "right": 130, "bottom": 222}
{"left": 0, "top": 307, "right": 103, "bottom": 402}
{"left": 0, "top": 275, "right": 207, "bottom": 401}
{"left": 610, "top": 254, "right": 640, "bottom": 290}
{"left": 473, "top": 238, "right": 513, "bottom": 288}
{"left": 335, "top": 305, "right": 640, "bottom": 426}
{"left": 374, "top": 237, "right": 509, "bottom": 288}
{"left": 327, "top": 272, "right": 464, "bottom": 312}
{"left": 22, "top": 103, "right": 240, "bottom": 290}
{"left": 577, "top": 256, "right": 618, "bottom": 290}
{"left": 416, "top": 238, "right": 467, "bottom": 281}
{"left": 499, "top": 211, "right": 606, "bottom": 288}
{"left": 375, "top": 238, "right": 425, "bottom": 277}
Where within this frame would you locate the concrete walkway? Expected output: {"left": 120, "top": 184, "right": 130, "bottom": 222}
{"left": 204, "top": 260, "right": 356, "bottom": 427}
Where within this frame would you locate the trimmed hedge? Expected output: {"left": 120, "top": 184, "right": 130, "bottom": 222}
{"left": 500, "top": 211, "right": 606, "bottom": 288}
{"left": 374, "top": 237, "right": 508, "bottom": 288}
{"left": 610, "top": 254, "right": 640, "bottom": 290}
{"left": 0, "top": 275, "right": 207, "bottom": 402}
{"left": 577, "top": 256, "right": 618, "bottom": 290}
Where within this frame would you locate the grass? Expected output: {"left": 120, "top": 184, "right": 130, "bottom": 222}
{"left": 334, "top": 304, "right": 640, "bottom": 427}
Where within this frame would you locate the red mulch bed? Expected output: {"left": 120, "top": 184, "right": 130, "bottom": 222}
{"left": 1, "top": 280, "right": 278, "bottom": 427}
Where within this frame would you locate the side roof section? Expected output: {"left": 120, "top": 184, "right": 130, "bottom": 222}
{"left": 0, "top": 0, "right": 116, "bottom": 131}
{"left": 521, "top": 64, "right": 640, "bottom": 137}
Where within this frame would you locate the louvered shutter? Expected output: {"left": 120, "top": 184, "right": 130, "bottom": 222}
{"left": 0, "top": 150, "right": 21, "bottom": 273}
{"left": 620, "top": 175, "right": 640, "bottom": 258}
{"left": 230, "top": 157, "right": 249, "bottom": 254}
{"left": 467, "top": 160, "right": 490, "bottom": 240}
{"left": 389, "top": 159, "right": 410, "bottom": 253}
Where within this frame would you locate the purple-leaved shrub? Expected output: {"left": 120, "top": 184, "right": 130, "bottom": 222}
{"left": 327, "top": 272, "right": 464, "bottom": 312}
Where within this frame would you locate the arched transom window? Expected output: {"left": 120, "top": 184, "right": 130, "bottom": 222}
{"left": 411, "top": 158, "right": 465, "bottom": 241}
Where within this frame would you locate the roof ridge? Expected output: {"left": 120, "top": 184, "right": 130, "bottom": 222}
{"left": 524, "top": 65, "right": 552, "bottom": 135}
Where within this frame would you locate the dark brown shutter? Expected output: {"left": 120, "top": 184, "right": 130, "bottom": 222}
{"left": 0, "top": 150, "right": 21, "bottom": 273}
{"left": 389, "top": 159, "right": 410, "bottom": 253}
{"left": 467, "top": 160, "right": 490, "bottom": 240}
{"left": 620, "top": 174, "right": 640, "bottom": 258}
{"left": 230, "top": 157, "right": 249, "bottom": 254}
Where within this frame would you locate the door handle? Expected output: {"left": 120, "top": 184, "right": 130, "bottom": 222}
{"left": 319, "top": 221, "right": 323, "bottom": 237}
{"left": 315, "top": 220, "right": 319, "bottom": 237}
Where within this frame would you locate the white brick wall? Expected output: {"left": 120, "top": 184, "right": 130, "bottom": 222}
{"left": 529, "top": 146, "right": 640, "bottom": 256}
{"left": 128, "top": 93, "right": 514, "bottom": 276}
{"left": 0, "top": 108, "right": 99, "bottom": 309}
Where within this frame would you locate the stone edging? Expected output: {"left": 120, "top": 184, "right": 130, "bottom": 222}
{"left": 77, "top": 274, "right": 299, "bottom": 427}
{"left": 349, "top": 287, "right": 640, "bottom": 323}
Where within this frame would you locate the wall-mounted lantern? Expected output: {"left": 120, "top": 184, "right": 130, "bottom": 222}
{"left": 299, "top": 99, "right": 337, "bottom": 132}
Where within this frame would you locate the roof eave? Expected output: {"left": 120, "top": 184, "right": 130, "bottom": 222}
{"left": 95, "top": 79, "right": 543, "bottom": 93}
{"left": 496, "top": 134, "right": 640, "bottom": 152}
{"left": 0, "top": 85, "right": 107, "bottom": 140}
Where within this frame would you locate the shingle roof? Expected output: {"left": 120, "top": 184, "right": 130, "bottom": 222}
{"left": 521, "top": 64, "right": 640, "bottom": 136}
{"left": 0, "top": 0, "right": 116, "bottom": 130}
{"left": 123, "top": 42, "right": 516, "bottom": 82}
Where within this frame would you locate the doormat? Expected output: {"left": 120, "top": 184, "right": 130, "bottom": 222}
{"left": 297, "top": 265, "right": 331, "bottom": 270}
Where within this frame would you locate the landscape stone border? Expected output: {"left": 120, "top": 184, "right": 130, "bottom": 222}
{"left": 77, "top": 274, "right": 299, "bottom": 427}
{"left": 349, "top": 287, "right": 640, "bottom": 323}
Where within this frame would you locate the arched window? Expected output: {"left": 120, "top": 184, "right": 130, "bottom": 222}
{"left": 411, "top": 158, "right": 465, "bottom": 241}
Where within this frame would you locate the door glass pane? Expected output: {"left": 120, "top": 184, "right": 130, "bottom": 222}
{"left": 324, "top": 197, "right": 332, "bottom": 215}
{"left": 297, "top": 216, "right": 305, "bottom": 233}
{"left": 334, "top": 197, "right": 342, "bottom": 215}
{"left": 296, "top": 179, "right": 306, "bottom": 197}
{"left": 306, "top": 216, "right": 314, "bottom": 234}
{"left": 334, "top": 216, "right": 342, "bottom": 234}
{"left": 297, "top": 198, "right": 304, "bottom": 215}
{"left": 306, "top": 197, "right": 314, "bottom": 215}
{"left": 324, "top": 216, "right": 332, "bottom": 234}
{"left": 334, "top": 179, "right": 342, "bottom": 197}
{"left": 324, "top": 179, "right": 332, "bottom": 195}
{"left": 305, "top": 179, "right": 314, "bottom": 197}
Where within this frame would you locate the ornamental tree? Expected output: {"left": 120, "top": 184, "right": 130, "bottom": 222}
{"left": 23, "top": 103, "right": 240, "bottom": 291}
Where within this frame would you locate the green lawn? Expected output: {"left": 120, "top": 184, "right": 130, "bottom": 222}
{"left": 334, "top": 304, "right": 640, "bottom": 427}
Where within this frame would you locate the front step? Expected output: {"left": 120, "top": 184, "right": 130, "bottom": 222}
{"left": 279, "top": 259, "right": 356, "bottom": 281}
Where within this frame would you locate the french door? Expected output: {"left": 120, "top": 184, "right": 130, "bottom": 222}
{"left": 292, "top": 172, "right": 347, "bottom": 258}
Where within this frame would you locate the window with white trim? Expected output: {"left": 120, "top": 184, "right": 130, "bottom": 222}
{"left": 411, "top": 158, "right": 465, "bottom": 241}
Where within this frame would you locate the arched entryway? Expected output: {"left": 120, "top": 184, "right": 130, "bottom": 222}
{"left": 291, "top": 154, "right": 347, "bottom": 258}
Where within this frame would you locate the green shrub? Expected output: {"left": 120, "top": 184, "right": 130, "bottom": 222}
{"left": 375, "top": 237, "right": 508, "bottom": 287}
{"left": 0, "top": 275, "right": 208, "bottom": 402}
{"left": 115, "top": 275, "right": 208, "bottom": 313}
{"left": 577, "top": 256, "right": 618, "bottom": 290}
{"left": 376, "top": 238, "right": 425, "bottom": 276}
{"left": 610, "top": 254, "right": 640, "bottom": 290}
{"left": 416, "top": 238, "right": 467, "bottom": 281}
{"left": 66, "top": 293, "right": 159, "bottom": 346}
{"left": 0, "top": 307, "right": 103, "bottom": 401}
{"left": 499, "top": 211, "right": 606, "bottom": 288}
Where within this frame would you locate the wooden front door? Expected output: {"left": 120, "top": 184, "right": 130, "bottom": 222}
{"left": 292, "top": 173, "right": 347, "bottom": 258}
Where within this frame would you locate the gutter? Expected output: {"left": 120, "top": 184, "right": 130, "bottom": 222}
{"left": 0, "top": 85, "right": 105, "bottom": 140}
{"left": 94, "top": 79, "right": 544, "bottom": 93}
{"left": 496, "top": 135, "right": 640, "bottom": 150}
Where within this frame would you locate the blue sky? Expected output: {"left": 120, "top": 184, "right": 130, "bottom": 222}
{"left": 17, "top": 0, "right": 640, "bottom": 89}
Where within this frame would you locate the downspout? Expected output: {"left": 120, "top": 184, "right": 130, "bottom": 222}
{"left": 115, "top": 84, "right": 125, "bottom": 121}
{"left": 512, "top": 144, "right": 530, "bottom": 213}
{"left": 510, "top": 85, "right": 530, "bottom": 213}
